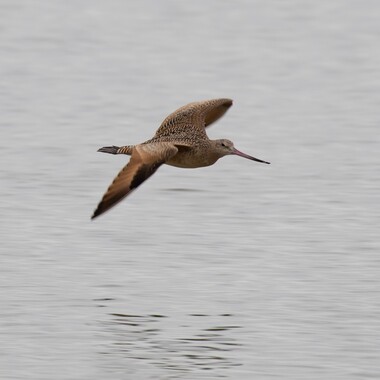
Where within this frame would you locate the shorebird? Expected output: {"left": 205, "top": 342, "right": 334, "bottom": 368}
{"left": 92, "top": 98, "right": 269, "bottom": 219}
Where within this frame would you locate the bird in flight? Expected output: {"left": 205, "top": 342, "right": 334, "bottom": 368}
{"left": 92, "top": 98, "right": 269, "bottom": 219}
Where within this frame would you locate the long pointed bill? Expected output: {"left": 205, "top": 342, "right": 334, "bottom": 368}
{"left": 232, "top": 148, "right": 270, "bottom": 164}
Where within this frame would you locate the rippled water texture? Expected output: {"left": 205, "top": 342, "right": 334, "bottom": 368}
{"left": 1, "top": 1, "right": 380, "bottom": 379}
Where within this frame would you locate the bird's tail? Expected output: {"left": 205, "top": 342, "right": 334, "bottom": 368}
{"left": 97, "top": 145, "right": 134, "bottom": 155}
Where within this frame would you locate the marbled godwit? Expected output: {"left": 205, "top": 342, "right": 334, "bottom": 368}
{"left": 92, "top": 98, "right": 269, "bottom": 219}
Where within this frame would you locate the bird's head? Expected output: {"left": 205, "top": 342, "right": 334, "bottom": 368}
{"left": 214, "top": 139, "right": 270, "bottom": 164}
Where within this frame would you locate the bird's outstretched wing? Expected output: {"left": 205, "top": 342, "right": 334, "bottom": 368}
{"left": 154, "top": 98, "right": 233, "bottom": 138}
{"left": 91, "top": 143, "right": 178, "bottom": 219}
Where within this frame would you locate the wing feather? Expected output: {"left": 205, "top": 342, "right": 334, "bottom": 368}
{"left": 92, "top": 143, "right": 178, "bottom": 219}
{"left": 155, "top": 98, "right": 233, "bottom": 138}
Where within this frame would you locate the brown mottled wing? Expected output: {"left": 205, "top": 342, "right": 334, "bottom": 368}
{"left": 154, "top": 98, "right": 233, "bottom": 138}
{"left": 91, "top": 143, "right": 178, "bottom": 219}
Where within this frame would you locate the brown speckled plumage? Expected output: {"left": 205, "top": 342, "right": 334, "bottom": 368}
{"left": 92, "top": 98, "right": 269, "bottom": 219}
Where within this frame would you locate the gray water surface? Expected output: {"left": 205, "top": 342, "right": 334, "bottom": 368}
{"left": 1, "top": 1, "right": 380, "bottom": 379}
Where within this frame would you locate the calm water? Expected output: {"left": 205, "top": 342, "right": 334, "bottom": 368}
{"left": 1, "top": 1, "right": 380, "bottom": 379}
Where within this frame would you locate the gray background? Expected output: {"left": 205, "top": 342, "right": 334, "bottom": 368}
{"left": 1, "top": 1, "right": 379, "bottom": 379}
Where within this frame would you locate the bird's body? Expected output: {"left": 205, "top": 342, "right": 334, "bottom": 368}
{"left": 92, "top": 98, "right": 269, "bottom": 219}
{"left": 109, "top": 140, "right": 223, "bottom": 168}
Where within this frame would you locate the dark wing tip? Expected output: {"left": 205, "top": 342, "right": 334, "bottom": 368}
{"left": 91, "top": 195, "right": 121, "bottom": 220}
{"left": 91, "top": 207, "right": 102, "bottom": 220}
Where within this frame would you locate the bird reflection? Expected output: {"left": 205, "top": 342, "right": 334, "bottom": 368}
{"left": 101, "top": 312, "right": 243, "bottom": 375}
